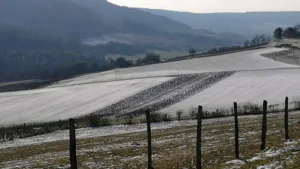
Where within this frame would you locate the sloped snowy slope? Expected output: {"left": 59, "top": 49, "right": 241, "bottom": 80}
{"left": 0, "top": 77, "right": 171, "bottom": 125}
{"left": 52, "top": 48, "right": 294, "bottom": 86}
{"left": 0, "top": 47, "right": 298, "bottom": 125}
{"left": 162, "top": 68, "right": 300, "bottom": 115}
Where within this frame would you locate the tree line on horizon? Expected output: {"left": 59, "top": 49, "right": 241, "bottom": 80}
{"left": 274, "top": 25, "right": 300, "bottom": 39}
{"left": 202, "top": 35, "right": 270, "bottom": 55}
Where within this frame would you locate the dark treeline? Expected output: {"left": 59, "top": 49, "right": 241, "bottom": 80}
{"left": 0, "top": 28, "right": 163, "bottom": 82}
{"left": 1, "top": 49, "right": 161, "bottom": 82}
{"left": 273, "top": 24, "right": 300, "bottom": 39}
{"left": 205, "top": 35, "right": 270, "bottom": 54}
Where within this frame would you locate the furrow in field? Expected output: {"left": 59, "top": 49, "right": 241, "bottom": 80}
{"left": 93, "top": 71, "right": 235, "bottom": 116}
{"left": 261, "top": 48, "right": 300, "bottom": 66}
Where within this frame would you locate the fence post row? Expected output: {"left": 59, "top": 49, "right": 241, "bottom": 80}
{"left": 69, "top": 119, "right": 78, "bottom": 169}
{"left": 196, "top": 106, "right": 203, "bottom": 169}
{"left": 234, "top": 102, "right": 239, "bottom": 159}
{"left": 146, "top": 108, "right": 153, "bottom": 169}
{"left": 260, "top": 100, "right": 268, "bottom": 150}
{"left": 285, "top": 97, "right": 290, "bottom": 140}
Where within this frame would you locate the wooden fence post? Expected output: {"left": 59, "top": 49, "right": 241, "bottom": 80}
{"left": 196, "top": 106, "right": 203, "bottom": 169}
{"left": 146, "top": 108, "right": 153, "bottom": 169}
{"left": 69, "top": 119, "right": 77, "bottom": 169}
{"left": 260, "top": 100, "right": 268, "bottom": 150}
{"left": 234, "top": 102, "right": 240, "bottom": 159}
{"left": 285, "top": 97, "right": 290, "bottom": 140}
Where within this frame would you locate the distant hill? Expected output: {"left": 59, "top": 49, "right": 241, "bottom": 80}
{"left": 0, "top": 0, "right": 190, "bottom": 37}
{"left": 0, "top": 0, "right": 246, "bottom": 82}
{"left": 0, "top": 0, "right": 244, "bottom": 50}
{"left": 70, "top": 0, "right": 192, "bottom": 34}
{"left": 0, "top": 0, "right": 108, "bottom": 37}
{"left": 141, "top": 9, "right": 300, "bottom": 37}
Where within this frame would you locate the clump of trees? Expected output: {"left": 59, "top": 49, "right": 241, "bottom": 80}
{"left": 273, "top": 25, "right": 300, "bottom": 39}
{"left": 136, "top": 52, "right": 161, "bottom": 65}
{"left": 114, "top": 57, "right": 133, "bottom": 68}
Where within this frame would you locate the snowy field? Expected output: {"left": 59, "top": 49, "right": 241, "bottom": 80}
{"left": 162, "top": 68, "right": 300, "bottom": 114}
{"left": 1, "top": 47, "right": 299, "bottom": 125}
{"left": 0, "top": 77, "right": 171, "bottom": 125}
{"left": 52, "top": 47, "right": 293, "bottom": 86}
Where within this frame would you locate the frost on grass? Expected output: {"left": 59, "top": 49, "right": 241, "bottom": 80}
{"left": 247, "top": 139, "right": 300, "bottom": 167}
{"left": 225, "top": 159, "right": 245, "bottom": 165}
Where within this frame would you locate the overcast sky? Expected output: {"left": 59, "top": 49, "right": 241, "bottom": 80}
{"left": 108, "top": 0, "right": 300, "bottom": 13}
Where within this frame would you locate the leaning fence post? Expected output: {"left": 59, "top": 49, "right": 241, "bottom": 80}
{"left": 260, "top": 100, "right": 268, "bottom": 150}
{"left": 234, "top": 102, "right": 240, "bottom": 159}
{"left": 69, "top": 119, "right": 77, "bottom": 169}
{"left": 285, "top": 97, "right": 290, "bottom": 140}
{"left": 146, "top": 108, "right": 152, "bottom": 169}
{"left": 196, "top": 106, "right": 203, "bottom": 169}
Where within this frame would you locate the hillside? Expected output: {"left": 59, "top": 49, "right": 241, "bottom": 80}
{"left": 70, "top": 0, "right": 191, "bottom": 34}
{"left": 0, "top": 0, "right": 107, "bottom": 37}
{"left": 0, "top": 0, "right": 246, "bottom": 82}
{"left": 1, "top": 47, "right": 299, "bottom": 125}
{"left": 0, "top": 0, "right": 243, "bottom": 45}
{"left": 141, "top": 9, "right": 300, "bottom": 37}
{"left": 0, "top": 0, "right": 189, "bottom": 37}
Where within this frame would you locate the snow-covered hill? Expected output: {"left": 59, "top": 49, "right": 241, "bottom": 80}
{"left": 1, "top": 47, "right": 299, "bottom": 125}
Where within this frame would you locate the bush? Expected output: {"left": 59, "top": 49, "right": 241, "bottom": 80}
{"left": 150, "top": 112, "right": 162, "bottom": 122}
{"left": 294, "top": 101, "right": 300, "bottom": 110}
{"left": 189, "top": 108, "right": 197, "bottom": 119}
{"left": 115, "top": 57, "right": 133, "bottom": 68}
{"left": 189, "top": 48, "right": 196, "bottom": 55}
{"left": 98, "top": 118, "right": 111, "bottom": 126}
{"left": 136, "top": 52, "right": 160, "bottom": 65}
{"left": 89, "top": 114, "right": 99, "bottom": 127}
{"left": 162, "top": 114, "right": 172, "bottom": 122}
{"left": 176, "top": 111, "right": 183, "bottom": 121}
{"left": 124, "top": 114, "right": 134, "bottom": 125}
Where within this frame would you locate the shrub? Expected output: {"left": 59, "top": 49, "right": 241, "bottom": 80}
{"left": 136, "top": 52, "right": 161, "bottom": 65}
{"left": 98, "top": 118, "right": 111, "bottom": 126}
{"left": 162, "top": 114, "right": 172, "bottom": 122}
{"left": 294, "top": 101, "right": 300, "bottom": 110}
{"left": 150, "top": 112, "right": 162, "bottom": 122}
{"left": 124, "top": 114, "right": 134, "bottom": 125}
{"left": 176, "top": 111, "right": 183, "bottom": 121}
{"left": 89, "top": 114, "right": 99, "bottom": 127}
{"left": 189, "top": 108, "right": 197, "bottom": 119}
{"left": 189, "top": 48, "right": 196, "bottom": 55}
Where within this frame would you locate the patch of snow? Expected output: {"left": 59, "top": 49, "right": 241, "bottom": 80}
{"left": 225, "top": 159, "right": 245, "bottom": 165}
{"left": 257, "top": 162, "right": 281, "bottom": 169}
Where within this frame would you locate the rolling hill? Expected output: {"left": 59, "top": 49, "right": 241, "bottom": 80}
{"left": 1, "top": 46, "right": 300, "bottom": 125}
{"left": 0, "top": 0, "right": 244, "bottom": 47}
{"left": 141, "top": 9, "right": 300, "bottom": 37}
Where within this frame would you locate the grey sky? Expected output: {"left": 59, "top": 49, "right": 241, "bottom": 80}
{"left": 108, "top": 0, "right": 300, "bottom": 13}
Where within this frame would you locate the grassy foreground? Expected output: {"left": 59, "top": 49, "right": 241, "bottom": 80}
{"left": 1, "top": 112, "right": 300, "bottom": 168}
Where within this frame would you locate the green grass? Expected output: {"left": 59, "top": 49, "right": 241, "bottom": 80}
{"left": 1, "top": 113, "right": 300, "bottom": 168}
